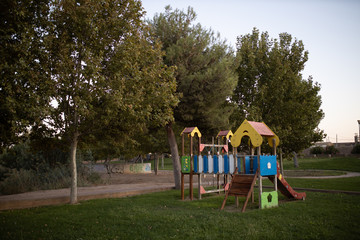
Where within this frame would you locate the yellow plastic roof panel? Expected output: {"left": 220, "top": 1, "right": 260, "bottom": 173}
{"left": 231, "top": 120, "right": 263, "bottom": 147}
{"left": 180, "top": 127, "right": 202, "bottom": 138}
{"left": 216, "top": 130, "right": 233, "bottom": 140}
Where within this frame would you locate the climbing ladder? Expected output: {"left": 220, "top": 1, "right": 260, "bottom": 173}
{"left": 220, "top": 169, "right": 258, "bottom": 212}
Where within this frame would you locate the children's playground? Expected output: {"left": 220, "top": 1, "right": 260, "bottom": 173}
{"left": 180, "top": 119, "right": 306, "bottom": 211}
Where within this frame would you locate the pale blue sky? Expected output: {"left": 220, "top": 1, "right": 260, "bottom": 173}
{"left": 141, "top": 0, "right": 360, "bottom": 143}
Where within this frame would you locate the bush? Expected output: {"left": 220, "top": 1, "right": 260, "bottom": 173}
{"left": 352, "top": 144, "right": 360, "bottom": 154}
{"left": 0, "top": 142, "right": 102, "bottom": 195}
{"left": 310, "top": 146, "right": 324, "bottom": 155}
{"left": 0, "top": 164, "right": 103, "bottom": 195}
{"left": 324, "top": 145, "right": 339, "bottom": 155}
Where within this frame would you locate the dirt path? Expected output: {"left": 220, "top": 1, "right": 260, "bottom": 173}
{"left": 1, "top": 169, "right": 360, "bottom": 211}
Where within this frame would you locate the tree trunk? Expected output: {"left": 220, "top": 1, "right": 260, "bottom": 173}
{"left": 166, "top": 123, "right": 181, "bottom": 189}
{"left": 70, "top": 131, "right": 79, "bottom": 204}
{"left": 293, "top": 151, "right": 299, "bottom": 168}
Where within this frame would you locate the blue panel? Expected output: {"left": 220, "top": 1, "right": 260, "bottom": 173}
{"left": 237, "top": 156, "right": 242, "bottom": 173}
{"left": 259, "top": 155, "right": 277, "bottom": 176}
{"left": 203, "top": 155, "right": 208, "bottom": 173}
{"left": 193, "top": 155, "right": 198, "bottom": 173}
{"left": 224, "top": 155, "right": 229, "bottom": 174}
{"left": 245, "top": 156, "right": 258, "bottom": 174}
{"left": 213, "top": 155, "right": 219, "bottom": 174}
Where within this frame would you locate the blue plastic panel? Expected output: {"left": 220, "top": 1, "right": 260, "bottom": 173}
{"left": 203, "top": 155, "right": 208, "bottom": 173}
{"left": 213, "top": 155, "right": 219, "bottom": 174}
{"left": 224, "top": 155, "right": 229, "bottom": 174}
{"left": 193, "top": 155, "right": 198, "bottom": 173}
{"left": 245, "top": 156, "right": 258, "bottom": 174}
{"left": 259, "top": 155, "right": 277, "bottom": 176}
{"left": 237, "top": 156, "right": 242, "bottom": 173}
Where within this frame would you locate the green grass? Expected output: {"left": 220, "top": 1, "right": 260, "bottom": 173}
{"left": 284, "top": 156, "right": 360, "bottom": 172}
{"left": 2, "top": 156, "right": 360, "bottom": 239}
{"left": 151, "top": 157, "right": 174, "bottom": 171}
{"left": 1, "top": 190, "right": 360, "bottom": 240}
{"left": 262, "top": 177, "right": 360, "bottom": 192}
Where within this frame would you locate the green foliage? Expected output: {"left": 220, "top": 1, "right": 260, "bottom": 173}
{"left": 148, "top": 6, "right": 237, "bottom": 136}
{"left": 0, "top": 0, "right": 52, "bottom": 151}
{"left": 44, "top": 0, "right": 178, "bottom": 157}
{"left": 310, "top": 146, "right": 324, "bottom": 155}
{"left": 0, "top": 141, "right": 101, "bottom": 194}
{"left": 324, "top": 145, "right": 339, "bottom": 155}
{"left": 351, "top": 144, "right": 360, "bottom": 154}
{"left": 231, "top": 28, "right": 325, "bottom": 154}
{"left": 0, "top": 164, "right": 102, "bottom": 195}
{"left": 0, "top": 141, "right": 68, "bottom": 171}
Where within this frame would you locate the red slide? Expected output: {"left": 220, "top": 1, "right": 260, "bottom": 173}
{"left": 268, "top": 162, "right": 306, "bottom": 200}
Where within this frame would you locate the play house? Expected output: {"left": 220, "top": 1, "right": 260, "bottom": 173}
{"left": 180, "top": 119, "right": 306, "bottom": 212}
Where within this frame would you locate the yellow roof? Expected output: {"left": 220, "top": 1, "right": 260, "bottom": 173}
{"left": 180, "top": 127, "right": 202, "bottom": 137}
{"left": 231, "top": 120, "right": 279, "bottom": 148}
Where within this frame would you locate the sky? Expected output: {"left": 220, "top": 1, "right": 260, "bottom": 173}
{"left": 141, "top": 0, "right": 360, "bottom": 143}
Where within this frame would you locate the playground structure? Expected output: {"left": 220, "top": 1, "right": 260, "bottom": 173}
{"left": 180, "top": 119, "right": 306, "bottom": 212}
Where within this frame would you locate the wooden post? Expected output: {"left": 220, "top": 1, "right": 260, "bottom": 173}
{"left": 198, "top": 174, "right": 201, "bottom": 200}
{"left": 190, "top": 135, "right": 193, "bottom": 200}
{"left": 217, "top": 137, "right": 220, "bottom": 154}
{"left": 161, "top": 154, "right": 164, "bottom": 169}
{"left": 280, "top": 148, "right": 284, "bottom": 177}
{"left": 155, "top": 153, "right": 158, "bottom": 175}
{"left": 212, "top": 137, "right": 214, "bottom": 155}
{"left": 234, "top": 147, "right": 237, "bottom": 169}
{"left": 198, "top": 136, "right": 202, "bottom": 200}
{"left": 272, "top": 138, "right": 277, "bottom": 192}
{"left": 257, "top": 146, "right": 262, "bottom": 209}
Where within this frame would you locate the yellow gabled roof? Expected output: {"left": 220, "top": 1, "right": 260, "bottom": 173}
{"left": 180, "top": 127, "right": 202, "bottom": 137}
{"left": 231, "top": 120, "right": 279, "bottom": 148}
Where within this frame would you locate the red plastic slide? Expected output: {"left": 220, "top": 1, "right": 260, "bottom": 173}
{"left": 268, "top": 162, "right": 306, "bottom": 200}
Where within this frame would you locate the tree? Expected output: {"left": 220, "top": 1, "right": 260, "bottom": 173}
{"left": 44, "top": 0, "right": 177, "bottom": 204}
{"left": 0, "top": 0, "right": 52, "bottom": 152}
{"left": 148, "top": 6, "right": 237, "bottom": 188}
{"left": 231, "top": 28, "right": 324, "bottom": 155}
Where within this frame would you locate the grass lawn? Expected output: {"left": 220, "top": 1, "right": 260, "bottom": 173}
{"left": 1, "top": 190, "right": 360, "bottom": 240}
{"left": 283, "top": 156, "right": 360, "bottom": 172}
{"left": 262, "top": 176, "right": 360, "bottom": 192}
{"left": 2, "top": 156, "right": 360, "bottom": 239}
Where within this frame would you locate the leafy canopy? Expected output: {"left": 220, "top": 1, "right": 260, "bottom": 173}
{"left": 231, "top": 28, "right": 324, "bottom": 154}
{"left": 148, "top": 6, "right": 237, "bottom": 137}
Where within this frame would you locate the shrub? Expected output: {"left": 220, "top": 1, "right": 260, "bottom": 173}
{"left": 0, "top": 142, "right": 102, "bottom": 195}
{"left": 352, "top": 144, "right": 360, "bottom": 154}
{"left": 0, "top": 164, "right": 103, "bottom": 195}
{"left": 324, "top": 145, "right": 339, "bottom": 155}
{"left": 310, "top": 146, "right": 324, "bottom": 155}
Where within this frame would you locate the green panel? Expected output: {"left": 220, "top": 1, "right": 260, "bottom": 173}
{"left": 181, "top": 156, "right": 191, "bottom": 173}
{"left": 261, "top": 191, "right": 278, "bottom": 209}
